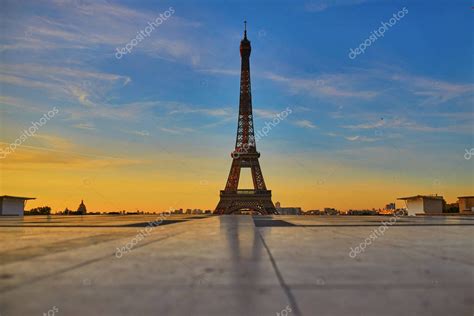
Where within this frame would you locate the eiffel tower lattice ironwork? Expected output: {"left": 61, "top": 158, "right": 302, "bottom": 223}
{"left": 214, "top": 22, "right": 278, "bottom": 215}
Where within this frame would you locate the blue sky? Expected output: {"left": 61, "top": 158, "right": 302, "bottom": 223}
{"left": 0, "top": 0, "right": 473, "bottom": 211}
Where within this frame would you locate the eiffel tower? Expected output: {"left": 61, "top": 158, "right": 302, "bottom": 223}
{"left": 214, "top": 22, "right": 278, "bottom": 215}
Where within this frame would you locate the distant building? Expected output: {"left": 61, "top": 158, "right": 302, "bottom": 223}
{"left": 444, "top": 202, "right": 459, "bottom": 213}
{"left": 77, "top": 200, "right": 87, "bottom": 215}
{"left": 275, "top": 201, "right": 301, "bottom": 215}
{"left": 385, "top": 203, "right": 396, "bottom": 210}
{"left": 0, "top": 195, "right": 36, "bottom": 216}
{"left": 397, "top": 195, "right": 444, "bottom": 216}
{"left": 304, "top": 208, "right": 340, "bottom": 215}
{"left": 458, "top": 196, "right": 474, "bottom": 213}
{"left": 324, "top": 208, "right": 339, "bottom": 215}
{"left": 378, "top": 203, "right": 398, "bottom": 215}
{"left": 305, "top": 210, "right": 322, "bottom": 215}
{"left": 347, "top": 209, "right": 377, "bottom": 215}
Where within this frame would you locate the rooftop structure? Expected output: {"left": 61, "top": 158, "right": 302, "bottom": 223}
{"left": 458, "top": 196, "right": 474, "bottom": 213}
{"left": 0, "top": 195, "right": 36, "bottom": 216}
{"left": 398, "top": 195, "right": 444, "bottom": 216}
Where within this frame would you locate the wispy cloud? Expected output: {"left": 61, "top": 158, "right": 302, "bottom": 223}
{"left": 254, "top": 109, "right": 282, "bottom": 119}
{"left": 59, "top": 100, "right": 156, "bottom": 122}
{"left": 73, "top": 123, "right": 96, "bottom": 131}
{"left": 32, "top": 134, "right": 75, "bottom": 151}
{"left": 345, "top": 135, "right": 378, "bottom": 142}
{"left": 199, "top": 68, "right": 240, "bottom": 76}
{"left": 0, "top": 131, "right": 145, "bottom": 169}
{"left": 264, "top": 72, "right": 378, "bottom": 99}
{"left": 391, "top": 74, "right": 474, "bottom": 106}
{"left": 305, "top": 0, "right": 371, "bottom": 12}
{"left": 343, "top": 116, "right": 472, "bottom": 134}
{"left": 0, "top": 64, "right": 130, "bottom": 108}
{"left": 0, "top": 95, "right": 52, "bottom": 113}
{"left": 345, "top": 135, "right": 360, "bottom": 141}
{"left": 124, "top": 130, "right": 150, "bottom": 137}
{"left": 294, "top": 120, "right": 317, "bottom": 129}
{"left": 159, "top": 127, "right": 195, "bottom": 135}
{"left": 168, "top": 105, "right": 233, "bottom": 117}
{"left": 202, "top": 67, "right": 377, "bottom": 100}
{"left": 343, "top": 119, "right": 385, "bottom": 129}
{"left": 1, "top": 0, "right": 203, "bottom": 66}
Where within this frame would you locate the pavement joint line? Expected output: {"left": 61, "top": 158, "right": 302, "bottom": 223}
{"left": 0, "top": 229, "right": 186, "bottom": 294}
{"left": 256, "top": 229, "right": 303, "bottom": 316}
{"left": 286, "top": 283, "right": 471, "bottom": 290}
{"left": 251, "top": 223, "right": 474, "bottom": 227}
{"left": 5, "top": 223, "right": 472, "bottom": 227}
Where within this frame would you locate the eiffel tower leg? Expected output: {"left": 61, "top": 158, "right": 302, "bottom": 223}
{"left": 250, "top": 159, "right": 267, "bottom": 190}
{"left": 225, "top": 159, "right": 241, "bottom": 191}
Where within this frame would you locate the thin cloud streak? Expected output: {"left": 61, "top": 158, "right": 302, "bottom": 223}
{"left": 294, "top": 120, "right": 317, "bottom": 129}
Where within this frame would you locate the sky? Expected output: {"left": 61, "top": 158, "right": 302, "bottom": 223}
{"left": 0, "top": 0, "right": 473, "bottom": 212}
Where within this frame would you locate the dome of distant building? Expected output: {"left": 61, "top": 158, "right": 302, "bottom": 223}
{"left": 77, "top": 200, "right": 87, "bottom": 215}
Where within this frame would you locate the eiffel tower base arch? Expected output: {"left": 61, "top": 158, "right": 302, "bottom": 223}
{"left": 215, "top": 190, "right": 278, "bottom": 215}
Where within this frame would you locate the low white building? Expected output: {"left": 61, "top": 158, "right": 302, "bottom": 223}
{"left": 458, "top": 196, "right": 474, "bottom": 213}
{"left": 275, "top": 201, "right": 302, "bottom": 215}
{"left": 397, "top": 195, "right": 444, "bottom": 216}
{"left": 0, "top": 195, "right": 36, "bottom": 216}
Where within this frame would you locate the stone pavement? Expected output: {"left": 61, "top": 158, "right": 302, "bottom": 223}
{"left": 0, "top": 215, "right": 472, "bottom": 315}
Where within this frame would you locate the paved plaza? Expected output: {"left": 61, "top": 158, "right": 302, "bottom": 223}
{"left": 0, "top": 215, "right": 473, "bottom": 315}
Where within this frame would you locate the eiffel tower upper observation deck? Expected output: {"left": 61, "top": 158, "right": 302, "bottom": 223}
{"left": 214, "top": 22, "right": 277, "bottom": 215}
